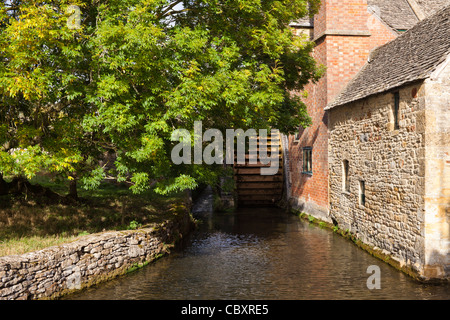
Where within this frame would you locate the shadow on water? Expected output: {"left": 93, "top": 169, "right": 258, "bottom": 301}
{"left": 64, "top": 206, "right": 449, "bottom": 300}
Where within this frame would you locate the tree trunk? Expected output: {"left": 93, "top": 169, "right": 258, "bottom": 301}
{"left": 68, "top": 177, "right": 78, "bottom": 200}
{"left": 0, "top": 173, "right": 9, "bottom": 195}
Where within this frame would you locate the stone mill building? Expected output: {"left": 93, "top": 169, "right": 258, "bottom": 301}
{"left": 326, "top": 5, "right": 450, "bottom": 280}
{"left": 286, "top": 0, "right": 449, "bottom": 280}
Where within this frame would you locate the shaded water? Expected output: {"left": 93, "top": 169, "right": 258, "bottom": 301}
{"left": 65, "top": 207, "right": 449, "bottom": 300}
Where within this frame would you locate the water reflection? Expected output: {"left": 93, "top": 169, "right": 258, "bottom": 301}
{"left": 65, "top": 207, "right": 449, "bottom": 300}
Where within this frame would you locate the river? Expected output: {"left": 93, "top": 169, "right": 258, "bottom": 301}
{"left": 64, "top": 205, "right": 449, "bottom": 300}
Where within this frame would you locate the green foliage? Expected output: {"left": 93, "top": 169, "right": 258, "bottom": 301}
{"left": 127, "top": 220, "right": 142, "bottom": 230}
{"left": 154, "top": 174, "right": 198, "bottom": 195}
{"left": 80, "top": 167, "right": 106, "bottom": 191}
{"left": 293, "top": 211, "right": 306, "bottom": 219}
{"left": 0, "top": 0, "right": 323, "bottom": 195}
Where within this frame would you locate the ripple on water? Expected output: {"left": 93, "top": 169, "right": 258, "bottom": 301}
{"left": 64, "top": 208, "right": 450, "bottom": 300}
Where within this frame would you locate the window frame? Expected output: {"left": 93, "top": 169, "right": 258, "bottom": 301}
{"left": 343, "top": 159, "right": 350, "bottom": 193}
{"left": 302, "top": 147, "right": 313, "bottom": 175}
{"left": 359, "top": 180, "right": 366, "bottom": 206}
{"left": 393, "top": 91, "right": 400, "bottom": 130}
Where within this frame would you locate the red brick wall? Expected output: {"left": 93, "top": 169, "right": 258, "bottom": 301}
{"left": 313, "top": 0, "right": 327, "bottom": 37}
{"left": 326, "top": 6, "right": 397, "bottom": 101}
{"left": 289, "top": 0, "right": 397, "bottom": 212}
{"left": 322, "top": 0, "right": 370, "bottom": 32}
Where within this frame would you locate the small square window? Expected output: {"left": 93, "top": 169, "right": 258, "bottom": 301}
{"left": 302, "top": 147, "right": 312, "bottom": 174}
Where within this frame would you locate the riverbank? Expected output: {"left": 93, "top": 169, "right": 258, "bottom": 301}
{"left": 65, "top": 206, "right": 450, "bottom": 300}
{"left": 0, "top": 178, "right": 190, "bottom": 256}
{"left": 0, "top": 180, "right": 197, "bottom": 299}
{"left": 0, "top": 206, "right": 195, "bottom": 300}
{"left": 290, "top": 209, "right": 449, "bottom": 284}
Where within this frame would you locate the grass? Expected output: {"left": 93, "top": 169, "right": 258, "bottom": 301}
{"left": 0, "top": 176, "right": 188, "bottom": 257}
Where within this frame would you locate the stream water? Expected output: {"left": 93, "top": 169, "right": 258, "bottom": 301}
{"left": 64, "top": 206, "right": 449, "bottom": 300}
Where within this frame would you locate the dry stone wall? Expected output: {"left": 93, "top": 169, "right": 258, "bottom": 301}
{"left": 0, "top": 211, "right": 195, "bottom": 300}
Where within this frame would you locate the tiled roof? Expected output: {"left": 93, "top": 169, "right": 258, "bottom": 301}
{"left": 416, "top": 0, "right": 450, "bottom": 15}
{"left": 368, "top": 0, "right": 420, "bottom": 31}
{"left": 290, "top": 17, "right": 314, "bottom": 28}
{"left": 289, "top": 1, "right": 450, "bottom": 32}
{"left": 326, "top": 5, "right": 450, "bottom": 110}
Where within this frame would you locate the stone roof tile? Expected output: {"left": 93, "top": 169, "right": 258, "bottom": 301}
{"left": 368, "top": 0, "right": 420, "bottom": 31}
{"left": 417, "top": 0, "right": 450, "bottom": 15}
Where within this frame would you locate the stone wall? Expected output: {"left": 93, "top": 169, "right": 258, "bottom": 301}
{"left": 0, "top": 211, "right": 195, "bottom": 300}
{"left": 422, "top": 58, "right": 450, "bottom": 279}
{"left": 328, "top": 81, "right": 428, "bottom": 278}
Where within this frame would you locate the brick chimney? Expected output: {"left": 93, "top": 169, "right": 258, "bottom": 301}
{"left": 313, "top": 0, "right": 397, "bottom": 102}
{"left": 288, "top": 0, "right": 398, "bottom": 218}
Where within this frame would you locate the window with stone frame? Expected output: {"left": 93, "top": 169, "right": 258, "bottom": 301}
{"left": 393, "top": 91, "right": 400, "bottom": 130}
{"left": 343, "top": 160, "right": 350, "bottom": 192}
{"left": 359, "top": 180, "right": 366, "bottom": 206}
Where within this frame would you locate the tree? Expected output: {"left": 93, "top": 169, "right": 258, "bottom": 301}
{"left": 0, "top": 0, "right": 322, "bottom": 196}
{"left": 0, "top": 1, "right": 104, "bottom": 198}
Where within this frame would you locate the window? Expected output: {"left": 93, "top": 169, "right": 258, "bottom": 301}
{"left": 302, "top": 147, "right": 312, "bottom": 174}
{"left": 394, "top": 92, "right": 400, "bottom": 130}
{"left": 343, "top": 160, "right": 350, "bottom": 192}
{"left": 359, "top": 181, "right": 366, "bottom": 206}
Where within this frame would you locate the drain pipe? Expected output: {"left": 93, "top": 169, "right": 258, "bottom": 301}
{"left": 281, "top": 133, "right": 291, "bottom": 208}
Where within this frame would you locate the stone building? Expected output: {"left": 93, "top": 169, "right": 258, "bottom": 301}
{"left": 287, "top": 0, "right": 450, "bottom": 223}
{"left": 325, "top": 5, "right": 450, "bottom": 280}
